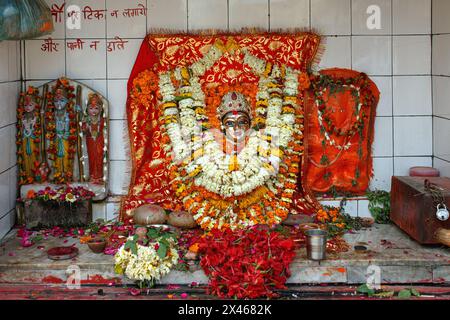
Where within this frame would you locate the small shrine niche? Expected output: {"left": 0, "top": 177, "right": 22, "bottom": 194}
{"left": 17, "top": 78, "right": 109, "bottom": 203}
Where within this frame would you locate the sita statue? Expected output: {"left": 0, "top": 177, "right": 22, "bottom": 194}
{"left": 82, "top": 93, "right": 106, "bottom": 184}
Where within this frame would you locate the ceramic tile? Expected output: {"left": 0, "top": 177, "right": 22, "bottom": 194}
{"left": 0, "top": 41, "right": 9, "bottom": 82}
{"left": 0, "top": 127, "right": 10, "bottom": 173}
{"left": 357, "top": 200, "right": 372, "bottom": 218}
{"left": 66, "top": 39, "right": 106, "bottom": 79}
{"left": 433, "top": 117, "right": 450, "bottom": 162}
{"left": 0, "top": 210, "right": 15, "bottom": 240}
{"left": 92, "top": 202, "right": 106, "bottom": 221}
{"left": 106, "top": 0, "right": 147, "bottom": 38}
{"left": 107, "top": 39, "right": 142, "bottom": 79}
{"left": 229, "top": 0, "right": 269, "bottom": 30}
{"left": 65, "top": 0, "right": 106, "bottom": 38}
{"left": 188, "top": 0, "right": 228, "bottom": 30}
{"left": 352, "top": 0, "right": 392, "bottom": 35}
{"left": 434, "top": 158, "right": 450, "bottom": 178}
{"left": 311, "top": 0, "right": 351, "bottom": 35}
{"left": 106, "top": 202, "right": 120, "bottom": 221}
{"left": 394, "top": 156, "right": 433, "bottom": 175}
{"left": 270, "top": 0, "right": 309, "bottom": 29}
{"left": 319, "top": 36, "right": 351, "bottom": 69}
{"left": 373, "top": 117, "right": 393, "bottom": 157}
{"left": 393, "top": 36, "right": 431, "bottom": 75}
{"left": 147, "top": 0, "right": 187, "bottom": 30}
{"left": 0, "top": 171, "right": 10, "bottom": 217}
{"left": 393, "top": 76, "right": 432, "bottom": 116}
{"left": 432, "top": 35, "right": 450, "bottom": 76}
{"left": 109, "top": 160, "right": 131, "bottom": 195}
{"left": 9, "top": 166, "right": 17, "bottom": 210}
{"left": 107, "top": 80, "right": 127, "bottom": 120}
{"left": 394, "top": 116, "right": 433, "bottom": 156}
{"left": 371, "top": 77, "right": 392, "bottom": 116}
{"left": 393, "top": 0, "right": 431, "bottom": 35}
{"left": 25, "top": 39, "right": 65, "bottom": 80}
{"left": 432, "top": 0, "right": 450, "bottom": 34}
{"left": 8, "top": 41, "right": 20, "bottom": 81}
{"left": 433, "top": 76, "right": 450, "bottom": 119}
{"left": 370, "top": 157, "right": 393, "bottom": 191}
{"left": 109, "top": 120, "right": 129, "bottom": 161}
{"left": 352, "top": 36, "right": 392, "bottom": 75}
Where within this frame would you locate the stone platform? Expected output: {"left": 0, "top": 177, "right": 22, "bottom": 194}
{"left": 0, "top": 224, "right": 449, "bottom": 286}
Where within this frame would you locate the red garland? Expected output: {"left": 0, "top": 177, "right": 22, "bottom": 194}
{"left": 198, "top": 226, "right": 296, "bottom": 299}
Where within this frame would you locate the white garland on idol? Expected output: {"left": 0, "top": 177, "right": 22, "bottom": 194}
{"left": 114, "top": 237, "right": 179, "bottom": 282}
{"left": 159, "top": 49, "right": 301, "bottom": 200}
{"left": 315, "top": 85, "right": 362, "bottom": 151}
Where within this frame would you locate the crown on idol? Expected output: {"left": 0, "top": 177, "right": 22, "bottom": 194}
{"left": 217, "top": 91, "right": 251, "bottom": 120}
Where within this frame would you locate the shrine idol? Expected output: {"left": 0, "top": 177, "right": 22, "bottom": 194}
{"left": 17, "top": 87, "right": 42, "bottom": 184}
{"left": 45, "top": 79, "right": 77, "bottom": 183}
{"left": 219, "top": 91, "right": 252, "bottom": 154}
{"left": 82, "top": 93, "right": 105, "bottom": 184}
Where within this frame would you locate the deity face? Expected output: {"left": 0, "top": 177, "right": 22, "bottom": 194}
{"left": 222, "top": 111, "right": 251, "bottom": 141}
{"left": 54, "top": 88, "right": 68, "bottom": 110}
{"left": 87, "top": 96, "right": 102, "bottom": 117}
{"left": 24, "top": 95, "right": 36, "bottom": 113}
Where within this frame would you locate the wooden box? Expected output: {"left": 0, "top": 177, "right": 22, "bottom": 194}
{"left": 18, "top": 199, "right": 92, "bottom": 229}
{"left": 391, "top": 176, "right": 450, "bottom": 244}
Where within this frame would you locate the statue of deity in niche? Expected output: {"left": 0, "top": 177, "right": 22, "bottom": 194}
{"left": 46, "top": 79, "right": 77, "bottom": 183}
{"left": 17, "top": 87, "right": 42, "bottom": 184}
{"left": 82, "top": 93, "right": 106, "bottom": 184}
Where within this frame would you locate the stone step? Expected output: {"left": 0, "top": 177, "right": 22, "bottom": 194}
{"left": 0, "top": 224, "right": 449, "bottom": 286}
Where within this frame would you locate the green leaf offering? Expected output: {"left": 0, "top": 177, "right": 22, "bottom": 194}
{"left": 157, "top": 242, "right": 167, "bottom": 259}
{"left": 398, "top": 289, "right": 412, "bottom": 299}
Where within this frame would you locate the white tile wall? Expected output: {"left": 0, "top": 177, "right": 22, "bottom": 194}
{"left": 148, "top": 0, "right": 187, "bottom": 30}
{"left": 352, "top": 36, "right": 392, "bottom": 75}
{"left": 370, "top": 157, "right": 393, "bottom": 190}
{"left": 319, "top": 36, "right": 351, "bottom": 69}
{"left": 432, "top": 0, "right": 450, "bottom": 34}
{"left": 433, "top": 76, "right": 450, "bottom": 119}
{"left": 0, "top": 39, "right": 19, "bottom": 238}
{"left": 66, "top": 39, "right": 107, "bottom": 79}
{"left": 352, "top": 0, "right": 392, "bottom": 35}
{"left": 394, "top": 116, "right": 433, "bottom": 156}
{"left": 394, "top": 156, "right": 432, "bottom": 175}
{"left": 311, "top": 0, "right": 351, "bottom": 35}
{"left": 393, "top": 76, "right": 432, "bottom": 116}
{"left": 393, "top": 0, "right": 431, "bottom": 35}
{"left": 432, "top": 1, "right": 450, "bottom": 177}
{"left": 432, "top": 35, "right": 450, "bottom": 76}
{"left": 229, "top": 0, "right": 269, "bottom": 30}
{"left": 188, "top": 0, "right": 228, "bottom": 30}
{"left": 270, "top": 0, "right": 309, "bottom": 29}
{"left": 393, "top": 36, "right": 431, "bottom": 75}
{"left": 433, "top": 117, "right": 450, "bottom": 162}
{"left": 434, "top": 158, "right": 450, "bottom": 177}
{"left": 371, "top": 77, "right": 392, "bottom": 116}
{"left": 373, "top": 117, "right": 393, "bottom": 157}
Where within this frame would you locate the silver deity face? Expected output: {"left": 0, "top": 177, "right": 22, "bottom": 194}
{"left": 54, "top": 88, "right": 68, "bottom": 110}
{"left": 222, "top": 111, "right": 251, "bottom": 141}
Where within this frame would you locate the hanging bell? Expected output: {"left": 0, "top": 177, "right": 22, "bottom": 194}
{"left": 436, "top": 204, "right": 449, "bottom": 222}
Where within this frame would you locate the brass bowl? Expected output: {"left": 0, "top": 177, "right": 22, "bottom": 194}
{"left": 87, "top": 238, "right": 106, "bottom": 254}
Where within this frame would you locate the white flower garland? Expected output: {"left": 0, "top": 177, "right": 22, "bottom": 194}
{"left": 114, "top": 237, "right": 179, "bottom": 282}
